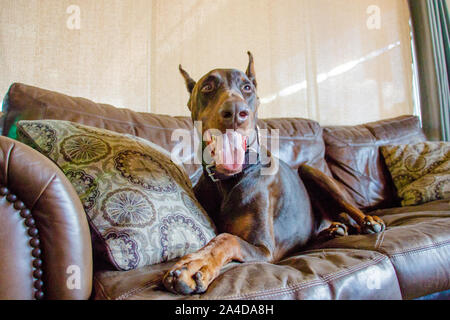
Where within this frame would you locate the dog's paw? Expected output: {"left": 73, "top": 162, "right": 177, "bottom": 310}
{"left": 361, "top": 215, "right": 386, "bottom": 234}
{"left": 318, "top": 222, "right": 349, "bottom": 240}
{"left": 163, "top": 253, "right": 216, "bottom": 295}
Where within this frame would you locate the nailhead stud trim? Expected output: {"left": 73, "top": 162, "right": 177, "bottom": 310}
{"left": 1, "top": 186, "right": 44, "bottom": 300}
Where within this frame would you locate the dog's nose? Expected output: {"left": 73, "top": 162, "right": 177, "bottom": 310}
{"left": 220, "top": 109, "right": 233, "bottom": 120}
{"left": 220, "top": 103, "right": 250, "bottom": 126}
{"left": 237, "top": 108, "right": 249, "bottom": 123}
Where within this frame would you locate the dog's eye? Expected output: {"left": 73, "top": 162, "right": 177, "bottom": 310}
{"left": 242, "top": 84, "right": 253, "bottom": 93}
{"left": 201, "top": 83, "right": 214, "bottom": 93}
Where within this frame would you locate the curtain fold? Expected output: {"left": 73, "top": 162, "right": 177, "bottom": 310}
{"left": 428, "top": 0, "right": 450, "bottom": 141}
{"left": 409, "top": 0, "right": 450, "bottom": 141}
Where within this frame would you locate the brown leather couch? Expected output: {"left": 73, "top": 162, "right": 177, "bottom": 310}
{"left": 0, "top": 83, "right": 449, "bottom": 300}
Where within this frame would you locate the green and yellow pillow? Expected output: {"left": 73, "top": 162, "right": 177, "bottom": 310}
{"left": 16, "top": 120, "right": 216, "bottom": 270}
{"left": 381, "top": 141, "right": 449, "bottom": 206}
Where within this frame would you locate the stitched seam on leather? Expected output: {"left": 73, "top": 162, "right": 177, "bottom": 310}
{"left": 245, "top": 282, "right": 327, "bottom": 300}
{"left": 323, "top": 132, "right": 423, "bottom": 148}
{"left": 29, "top": 173, "right": 57, "bottom": 210}
{"left": 112, "top": 254, "right": 388, "bottom": 300}
{"left": 369, "top": 115, "right": 416, "bottom": 126}
{"left": 245, "top": 281, "right": 326, "bottom": 300}
{"left": 388, "top": 239, "right": 450, "bottom": 258}
{"left": 375, "top": 231, "right": 386, "bottom": 250}
{"left": 211, "top": 255, "right": 387, "bottom": 300}
{"left": 46, "top": 105, "right": 321, "bottom": 141}
{"left": 263, "top": 135, "right": 319, "bottom": 141}
{"left": 93, "top": 277, "right": 111, "bottom": 300}
{"left": 324, "top": 115, "right": 421, "bottom": 146}
{"left": 374, "top": 132, "right": 424, "bottom": 145}
{"left": 114, "top": 278, "right": 162, "bottom": 300}
{"left": 364, "top": 116, "right": 419, "bottom": 137}
{"left": 46, "top": 105, "right": 178, "bottom": 130}
{"left": 3, "top": 142, "right": 14, "bottom": 186}
{"left": 232, "top": 255, "right": 387, "bottom": 300}
{"left": 385, "top": 240, "right": 450, "bottom": 299}
{"left": 9, "top": 131, "right": 58, "bottom": 209}
{"left": 41, "top": 100, "right": 49, "bottom": 119}
{"left": 260, "top": 121, "right": 321, "bottom": 139}
{"left": 207, "top": 279, "right": 325, "bottom": 301}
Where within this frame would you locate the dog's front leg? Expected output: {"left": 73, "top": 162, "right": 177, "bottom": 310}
{"left": 299, "top": 164, "right": 386, "bottom": 234}
{"left": 163, "top": 233, "right": 272, "bottom": 295}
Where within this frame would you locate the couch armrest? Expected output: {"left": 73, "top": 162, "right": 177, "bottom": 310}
{"left": 0, "top": 136, "right": 92, "bottom": 299}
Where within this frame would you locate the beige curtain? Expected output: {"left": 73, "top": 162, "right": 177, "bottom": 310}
{"left": 0, "top": 0, "right": 152, "bottom": 113}
{"left": 152, "top": 0, "right": 414, "bottom": 125}
{"left": 1, "top": 0, "right": 414, "bottom": 125}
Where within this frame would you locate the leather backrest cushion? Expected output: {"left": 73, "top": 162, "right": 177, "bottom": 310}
{"left": 2, "top": 83, "right": 193, "bottom": 150}
{"left": 2, "top": 83, "right": 331, "bottom": 178}
{"left": 323, "top": 116, "right": 426, "bottom": 211}
{"left": 258, "top": 118, "right": 331, "bottom": 175}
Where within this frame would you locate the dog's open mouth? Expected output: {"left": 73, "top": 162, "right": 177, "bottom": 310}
{"left": 204, "top": 130, "right": 247, "bottom": 175}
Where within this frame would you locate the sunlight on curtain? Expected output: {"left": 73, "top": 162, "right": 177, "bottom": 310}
{"left": 151, "top": 0, "right": 414, "bottom": 125}
{"left": 0, "top": 0, "right": 152, "bottom": 113}
{"left": 0, "top": 0, "right": 414, "bottom": 125}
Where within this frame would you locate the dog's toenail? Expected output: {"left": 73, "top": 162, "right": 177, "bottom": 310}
{"left": 195, "top": 271, "right": 202, "bottom": 280}
{"left": 173, "top": 270, "right": 181, "bottom": 277}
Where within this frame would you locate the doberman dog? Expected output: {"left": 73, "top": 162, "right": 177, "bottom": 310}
{"left": 163, "top": 52, "right": 386, "bottom": 295}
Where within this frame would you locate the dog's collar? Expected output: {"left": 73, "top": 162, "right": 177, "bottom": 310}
{"left": 203, "top": 126, "right": 261, "bottom": 183}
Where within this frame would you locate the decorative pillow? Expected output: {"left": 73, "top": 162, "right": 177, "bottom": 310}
{"left": 381, "top": 141, "right": 450, "bottom": 206}
{"left": 16, "top": 120, "right": 216, "bottom": 270}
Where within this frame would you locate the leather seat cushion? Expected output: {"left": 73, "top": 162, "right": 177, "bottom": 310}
{"left": 314, "top": 200, "right": 450, "bottom": 299}
{"left": 93, "top": 248, "right": 400, "bottom": 300}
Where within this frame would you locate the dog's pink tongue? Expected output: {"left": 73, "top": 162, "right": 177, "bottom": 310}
{"left": 215, "top": 131, "right": 246, "bottom": 173}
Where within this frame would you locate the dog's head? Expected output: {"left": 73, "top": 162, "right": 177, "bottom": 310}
{"left": 179, "top": 52, "right": 260, "bottom": 176}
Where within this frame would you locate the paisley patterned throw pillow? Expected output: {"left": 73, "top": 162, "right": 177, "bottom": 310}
{"left": 381, "top": 142, "right": 450, "bottom": 206}
{"left": 17, "top": 120, "right": 216, "bottom": 270}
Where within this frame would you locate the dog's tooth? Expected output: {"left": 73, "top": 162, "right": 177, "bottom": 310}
{"left": 204, "top": 130, "right": 211, "bottom": 142}
{"left": 223, "top": 134, "right": 233, "bottom": 164}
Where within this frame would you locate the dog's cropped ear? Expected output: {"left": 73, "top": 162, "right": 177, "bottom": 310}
{"left": 179, "top": 64, "right": 196, "bottom": 94}
{"left": 245, "top": 51, "right": 257, "bottom": 88}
